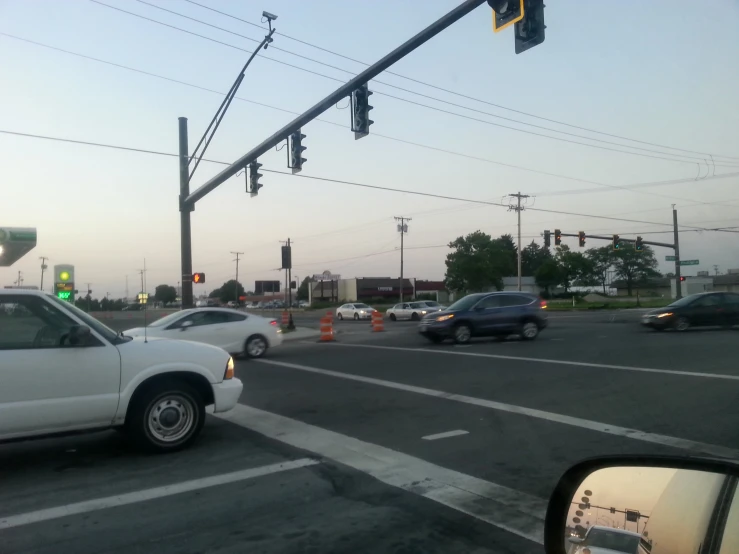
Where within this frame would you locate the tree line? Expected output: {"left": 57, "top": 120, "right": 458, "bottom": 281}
{"left": 443, "top": 231, "right": 660, "bottom": 296}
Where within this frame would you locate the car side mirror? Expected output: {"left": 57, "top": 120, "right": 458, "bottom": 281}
{"left": 180, "top": 320, "right": 194, "bottom": 331}
{"left": 68, "top": 325, "right": 91, "bottom": 346}
{"left": 545, "top": 455, "right": 739, "bottom": 554}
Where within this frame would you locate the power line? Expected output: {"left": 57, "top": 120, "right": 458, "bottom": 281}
{"left": 182, "top": 0, "right": 739, "bottom": 163}
{"left": 6, "top": 32, "right": 736, "bottom": 207}
{"left": 86, "top": 0, "right": 739, "bottom": 169}
{"left": 3, "top": 127, "right": 738, "bottom": 234}
{"left": 135, "top": 0, "right": 739, "bottom": 167}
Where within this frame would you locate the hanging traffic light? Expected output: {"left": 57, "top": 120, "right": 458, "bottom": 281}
{"left": 680, "top": 276, "right": 686, "bottom": 282}
{"left": 351, "top": 84, "right": 374, "bottom": 139}
{"left": 192, "top": 272, "right": 205, "bottom": 284}
{"left": 514, "top": 0, "right": 546, "bottom": 55}
{"left": 249, "top": 161, "right": 263, "bottom": 197}
{"left": 543, "top": 229, "right": 551, "bottom": 248}
{"left": 613, "top": 234, "right": 621, "bottom": 250}
{"left": 288, "top": 130, "right": 307, "bottom": 174}
{"left": 635, "top": 236, "right": 643, "bottom": 251}
{"left": 578, "top": 231, "right": 586, "bottom": 248}
{"left": 489, "top": 0, "right": 524, "bottom": 32}
{"left": 554, "top": 229, "right": 561, "bottom": 246}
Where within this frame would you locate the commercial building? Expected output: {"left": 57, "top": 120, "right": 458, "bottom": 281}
{"left": 310, "top": 277, "right": 447, "bottom": 303}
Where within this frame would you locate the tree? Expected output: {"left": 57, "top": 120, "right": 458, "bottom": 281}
{"left": 585, "top": 247, "right": 614, "bottom": 294}
{"left": 444, "top": 231, "right": 515, "bottom": 293}
{"left": 521, "top": 241, "right": 551, "bottom": 276}
{"left": 208, "top": 288, "right": 221, "bottom": 299}
{"left": 612, "top": 245, "right": 660, "bottom": 296}
{"left": 154, "top": 284, "right": 177, "bottom": 305}
{"left": 535, "top": 258, "right": 563, "bottom": 296}
{"left": 297, "top": 276, "right": 313, "bottom": 301}
{"left": 217, "top": 280, "right": 245, "bottom": 303}
{"left": 555, "top": 245, "right": 592, "bottom": 293}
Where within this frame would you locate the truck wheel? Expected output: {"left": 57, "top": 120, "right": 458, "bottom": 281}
{"left": 127, "top": 379, "right": 205, "bottom": 453}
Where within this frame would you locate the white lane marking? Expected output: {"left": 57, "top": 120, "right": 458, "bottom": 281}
{"left": 422, "top": 430, "right": 469, "bottom": 441}
{"left": 256, "top": 359, "right": 739, "bottom": 459}
{"left": 329, "top": 342, "right": 739, "bottom": 382}
{"left": 0, "top": 458, "right": 318, "bottom": 530}
{"left": 216, "top": 404, "right": 546, "bottom": 544}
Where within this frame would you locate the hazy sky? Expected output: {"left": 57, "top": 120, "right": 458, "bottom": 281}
{"left": 2, "top": 0, "right": 738, "bottom": 297}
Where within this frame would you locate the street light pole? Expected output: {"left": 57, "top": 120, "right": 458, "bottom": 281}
{"left": 673, "top": 206, "right": 681, "bottom": 299}
{"left": 39, "top": 256, "right": 48, "bottom": 291}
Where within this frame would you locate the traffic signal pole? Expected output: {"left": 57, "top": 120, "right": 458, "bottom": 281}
{"left": 179, "top": 117, "right": 194, "bottom": 309}
{"left": 673, "top": 207, "right": 682, "bottom": 299}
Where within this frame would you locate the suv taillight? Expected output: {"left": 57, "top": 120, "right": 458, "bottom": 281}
{"left": 539, "top": 299, "right": 547, "bottom": 309}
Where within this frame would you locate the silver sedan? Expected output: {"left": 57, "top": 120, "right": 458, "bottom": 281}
{"left": 386, "top": 301, "right": 442, "bottom": 321}
{"left": 336, "top": 303, "right": 375, "bottom": 320}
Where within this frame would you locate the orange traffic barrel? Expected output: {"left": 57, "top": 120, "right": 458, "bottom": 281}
{"left": 371, "top": 310, "right": 384, "bottom": 332}
{"left": 282, "top": 310, "right": 290, "bottom": 325}
{"left": 319, "top": 316, "right": 335, "bottom": 342}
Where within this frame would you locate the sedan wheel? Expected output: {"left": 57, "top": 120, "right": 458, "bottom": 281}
{"left": 411, "top": 312, "right": 420, "bottom": 321}
{"left": 389, "top": 313, "right": 397, "bottom": 321}
{"left": 675, "top": 317, "right": 690, "bottom": 332}
{"left": 354, "top": 313, "right": 359, "bottom": 320}
{"left": 453, "top": 324, "right": 472, "bottom": 344}
{"left": 337, "top": 313, "right": 343, "bottom": 320}
{"left": 245, "top": 335, "right": 268, "bottom": 358}
{"left": 521, "top": 321, "right": 539, "bottom": 340}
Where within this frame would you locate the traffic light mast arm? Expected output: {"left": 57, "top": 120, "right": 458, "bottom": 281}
{"left": 556, "top": 232, "right": 675, "bottom": 249}
{"left": 184, "top": 0, "right": 488, "bottom": 206}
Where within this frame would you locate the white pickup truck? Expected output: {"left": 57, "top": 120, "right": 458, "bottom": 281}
{"left": 0, "top": 290, "right": 243, "bottom": 452}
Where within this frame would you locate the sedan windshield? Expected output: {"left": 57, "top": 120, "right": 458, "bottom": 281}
{"left": 147, "top": 310, "right": 190, "bottom": 327}
{"left": 586, "top": 529, "right": 640, "bottom": 553}
{"left": 446, "top": 294, "right": 484, "bottom": 312}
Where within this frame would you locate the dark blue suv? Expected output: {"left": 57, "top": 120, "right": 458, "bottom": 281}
{"left": 418, "top": 292, "right": 548, "bottom": 344}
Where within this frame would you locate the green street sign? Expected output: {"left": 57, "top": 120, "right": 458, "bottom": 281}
{"left": 665, "top": 255, "right": 676, "bottom": 261}
{"left": 680, "top": 259, "right": 699, "bottom": 266}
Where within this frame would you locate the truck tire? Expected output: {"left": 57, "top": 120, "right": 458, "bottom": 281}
{"left": 127, "top": 378, "right": 205, "bottom": 453}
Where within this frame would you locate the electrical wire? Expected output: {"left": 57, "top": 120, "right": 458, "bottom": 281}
{"left": 182, "top": 0, "right": 739, "bottom": 163}
{"left": 3, "top": 128, "right": 738, "bottom": 233}
{"left": 86, "top": 0, "right": 739, "bottom": 169}
{"left": 5, "top": 32, "right": 736, "bottom": 207}
{"left": 134, "top": 0, "right": 738, "bottom": 167}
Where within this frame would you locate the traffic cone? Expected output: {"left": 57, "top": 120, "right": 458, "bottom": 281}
{"left": 371, "top": 310, "right": 384, "bottom": 332}
{"left": 319, "top": 316, "right": 335, "bottom": 342}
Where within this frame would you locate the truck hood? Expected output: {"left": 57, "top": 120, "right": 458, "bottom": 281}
{"left": 116, "top": 334, "right": 231, "bottom": 379}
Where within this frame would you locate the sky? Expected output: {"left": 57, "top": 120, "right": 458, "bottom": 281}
{"left": 1, "top": 0, "right": 738, "bottom": 298}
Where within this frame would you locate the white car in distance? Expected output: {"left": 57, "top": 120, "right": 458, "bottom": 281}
{"left": 0, "top": 290, "right": 242, "bottom": 452}
{"left": 125, "top": 307, "right": 283, "bottom": 359}
{"left": 335, "top": 303, "right": 375, "bottom": 320}
{"left": 386, "top": 301, "right": 444, "bottom": 321}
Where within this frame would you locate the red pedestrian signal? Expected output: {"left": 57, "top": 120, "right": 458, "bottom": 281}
{"left": 192, "top": 273, "right": 205, "bottom": 284}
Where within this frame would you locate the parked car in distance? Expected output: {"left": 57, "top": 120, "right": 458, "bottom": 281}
{"left": 125, "top": 307, "right": 282, "bottom": 359}
{"left": 0, "top": 290, "right": 242, "bottom": 452}
{"left": 641, "top": 291, "right": 739, "bottom": 331}
{"left": 226, "top": 300, "right": 239, "bottom": 308}
{"left": 418, "top": 292, "right": 548, "bottom": 344}
{"left": 387, "top": 301, "right": 444, "bottom": 321}
{"left": 336, "top": 303, "right": 375, "bottom": 320}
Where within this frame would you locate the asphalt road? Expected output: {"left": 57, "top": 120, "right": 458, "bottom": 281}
{"left": 3, "top": 314, "right": 738, "bottom": 553}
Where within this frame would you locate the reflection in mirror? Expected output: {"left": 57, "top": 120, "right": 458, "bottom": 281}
{"left": 562, "top": 466, "right": 738, "bottom": 554}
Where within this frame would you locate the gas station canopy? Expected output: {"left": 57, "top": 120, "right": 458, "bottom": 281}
{"left": 0, "top": 227, "right": 37, "bottom": 267}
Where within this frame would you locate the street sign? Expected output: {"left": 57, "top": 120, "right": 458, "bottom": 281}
{"left": 680, "top": 260, "right": 699, "bottom": 266}
{"left": 665, "top": 255, "right": 676, "bottom": 262}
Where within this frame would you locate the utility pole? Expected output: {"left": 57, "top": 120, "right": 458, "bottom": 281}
{"left": 394, "top": 217, "right": 411, "bottom": 302}
{"left": 85, "top": 282, "right": 92, "bottom": 312}
{"left": 15, "top": 270, "right": 23, "bottom": 286}
{"left": 714, "top": 265, "right": 720, "bottom": 276}
{"left": 673, "top": 206, "right": 682, "bottom": 299}
{"left": 39, "top": 256, "right": 48, "bottom": 291}
{"left": 231, "top": 251, "right": 244, "bottom": 304}
{"left": 507, "top": 192, "right": 529, "bottom": 291}
{"left": 125, "top": 275, "right": 129, "bottom": 305}
{"left": 179, "top": 117, "right": 194, "bottom": 309}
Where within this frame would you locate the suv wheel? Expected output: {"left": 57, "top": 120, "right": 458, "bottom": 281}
{"left": 520, "top": 321, "right": 539, "bottom": 340}
{"left": 453, "top": 323, "right": 472, "bottom": 344}
{"left": 127, "top": 379, "right": 205, "bottom": 453}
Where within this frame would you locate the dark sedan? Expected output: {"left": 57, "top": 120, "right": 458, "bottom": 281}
{"left": 418, "top": 291, "right": 548, "bottom": 344}
{"left": 641, "top": 291, "right": 739, "bottom": 331}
